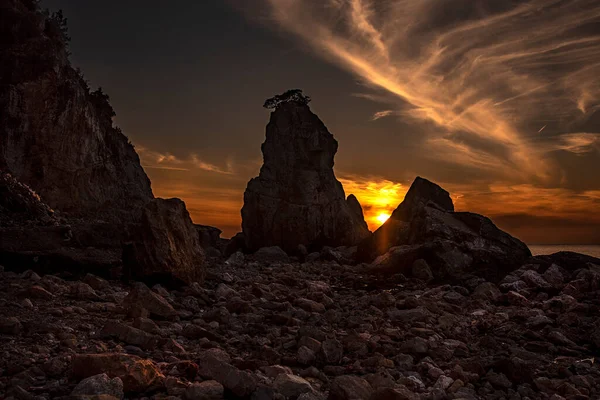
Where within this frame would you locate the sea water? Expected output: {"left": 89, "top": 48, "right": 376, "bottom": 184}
{"left": 529, "top": 245, "right": 600, "bottom": 259}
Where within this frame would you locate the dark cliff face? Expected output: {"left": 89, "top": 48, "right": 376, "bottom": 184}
{"left": 0, "top": 0, "right": 153, "bottom": 221}
{"left": 0, "top": 1, "right": 205, "bottom": 284}
{"left": 242, "top": 100, "right": 371, "bottom": 253}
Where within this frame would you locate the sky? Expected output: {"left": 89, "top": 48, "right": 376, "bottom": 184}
{"left": 42, "top": 0, "right": 600, "bottom": 244}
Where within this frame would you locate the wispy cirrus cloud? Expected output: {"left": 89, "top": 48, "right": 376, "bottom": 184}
{"left": 371, "top": 110, "right": 394, "bottom": 121}
{"left": 136, "top": 146, "right": 234, "bottom": 174}
{"left": 254, "top": 0, "right": 600, "bottom": 182}
{"left": 554, "top": 133, "right": 600, "bottom": 155}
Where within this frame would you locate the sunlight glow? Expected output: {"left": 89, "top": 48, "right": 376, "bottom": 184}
{"left": 376, "top": 213, "right": 391, "bottom": 224}
{"left": 339, "top": 175, "right": 406, "bottom": 231}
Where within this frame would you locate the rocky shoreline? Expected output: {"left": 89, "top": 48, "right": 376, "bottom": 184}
{"left": 1, "top": 250, "right": 599, "bottom": 399}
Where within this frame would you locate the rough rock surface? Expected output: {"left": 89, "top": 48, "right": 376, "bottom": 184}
{"left": 0, "top": 0, "right": 153, "bottom": 221}
{"left": 123, "top": 198, "right": 205, "bottom": 285}
{"left": 242, "top": 99, "right": 370, "bottom": 253}
{"left": 1, "top": 251, "right": 599, "bottom": 399}
{"left": 0, "top": 172, "right": 128, "bottom": 273}
{"left": 195, "top": 224, "right": 226, "bottom": 258}
{"left": 360, "top": 177, "right": 531, "bottom": 281}
{"left": 0, "top": 172, "right": 56, "bottom": 226}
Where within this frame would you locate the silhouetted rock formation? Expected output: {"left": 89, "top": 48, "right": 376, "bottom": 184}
{"left": 123, "top": 198, "right": 205, "bottom": 285}
{"left": 360, "top": 177, "right": 531, "bottom": 281}
{"left": 0, "top": 1, "right": 205, "bottom": 284}
{"left": 242, "top": 97, "right": 371, "bottom": 253}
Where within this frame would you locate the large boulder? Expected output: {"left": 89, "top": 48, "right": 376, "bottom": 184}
{"left": 360, "top": 177, "right": 531, "bottom": 281}
{"left": 123, "top": 198, "right": 205, "bottom": 285}
{"left": 241, "top": 95, "right": 370, "bottom": 253}
{"left": 71, "top": 353, "right": 164, "bottom": 393}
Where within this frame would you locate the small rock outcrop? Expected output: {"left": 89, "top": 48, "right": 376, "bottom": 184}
{"left": 123, "top": 199, "right": 205, "bottom": 285}
{"left": 242, "top": 93, "right": 371, "bottom": 253}
{"left": 360, "top": 177, "right": 531, "bottom": 281}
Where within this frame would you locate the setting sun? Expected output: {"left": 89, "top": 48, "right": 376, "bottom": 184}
{"left": 376, "top": 213, "right": 391, "bottom": 224}
{"left": 339, "top": 176, "right": 406, "bottom": 231}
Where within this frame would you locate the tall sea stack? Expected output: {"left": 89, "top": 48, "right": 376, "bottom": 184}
{"left": 242, "top": 91, "right": 370, "bottom": 253}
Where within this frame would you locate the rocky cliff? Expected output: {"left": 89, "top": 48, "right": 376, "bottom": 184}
{"left": 242, "top": 96, "right": 371, "bottom": 253}
{"left": 0, "top": 0, "right": 204, "bottom": 284}
{"left": 0, "top": 0, "right": 153, "bottom": 221}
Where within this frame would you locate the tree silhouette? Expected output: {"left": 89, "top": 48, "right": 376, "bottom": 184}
{"left": 263, "top": 89, "right": 311, "bottom": 110}
{"left": 90, "top": 87, "right": 116, "bottom": 119}
{"left": 48, "top": 10, "right": 70, "bottom": 43}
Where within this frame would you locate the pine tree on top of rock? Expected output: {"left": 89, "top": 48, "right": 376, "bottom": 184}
{"left": 263, "top": 89, "right": 311, "bottom": 110}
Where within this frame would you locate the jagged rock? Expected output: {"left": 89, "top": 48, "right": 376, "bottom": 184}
{"left": 0, "top": 2, "right": 152, "bottom": 220}
{"left": 83, "top": 274, "right": 110, "bottom": 291}
{"left": 195, "top": 225, "right": 223, "bottom": 249}
{"left": 329, "top": 375, "right": 373, "bottom": 400}
{"left": 225, "top": 232, "right": 246, "bottom": 256}
{"left": 411, "top": 259, "right": 433, "bottom": 282}
{"left": 361, "top": 177, "right": 531, "bottom": 281}
{"left": 197, "top": 353, "right": 257, "bottom": 397}
{"left": 320, "top": 339, "right": 343, "bottom": 365}
{"left": 273, "top": 374, "right": 314, "bottom": 398}
{"left": 72, "top": 373, "right": 124, "bottom": 399}
{"left": 123, "top": 198, "right": 205, "bottom": 285}
{"left": 0, "top": 316, "right": 22, "bottom": 335}
{"left": 252, "top": 246, "right": 291, "bottom": 264}
{"left": 195, "top": 225, "right": 225, "bottom": 259}
{"left": 70, "top": 282, "right": 101, "bottom": 301}
{"left": 370, "top": 386, "right": 419, "bottom": 400}
{"left": 298, "top": 346, "right": 317, "bottom": 365}
{"left": 225, "top": 251, "right": 245, "bottom": 267}
{"left": 122, "top": 282, "right": 177, "bottom": 319}
{"left": 242, "top": 97, "right": 370, "bottom": 253}
{"left": 71, "top": 353, "right": 164, "bottom": 393}
{"left": 185, "top": 380, "right": 224, "bottom": 400}
{"left": 100, "top": 321, "right": 160, "bottom": 350}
